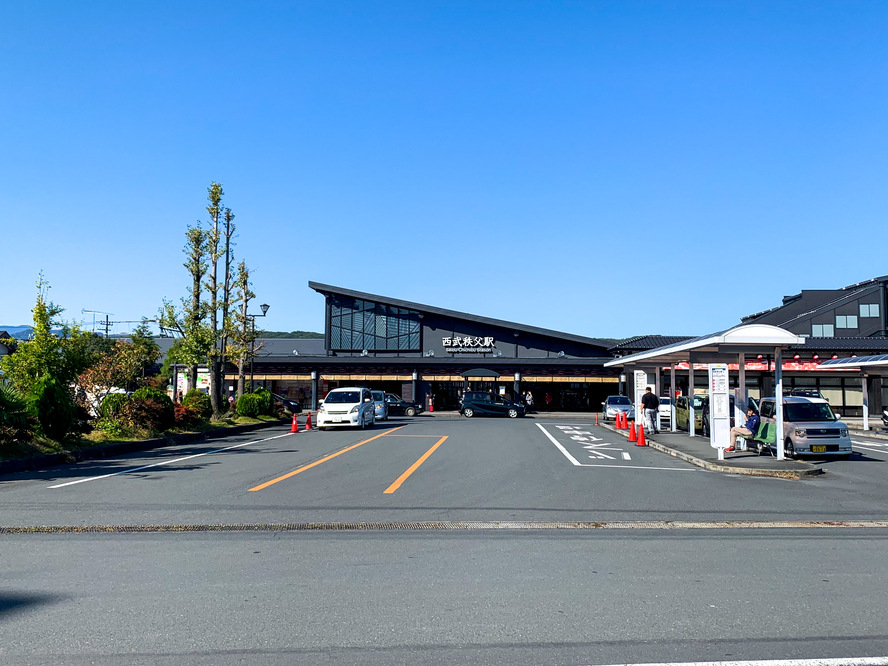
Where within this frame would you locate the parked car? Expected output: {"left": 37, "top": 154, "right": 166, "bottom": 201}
{"left": 601, "top": 395, "right": 635, "bottom": 421}
{"left": 316, "top": 387, "right": 375, "bottom": 430}
{"left": 883, "top": 407, "right": 888, "bottom": 428}
{"left": 271, "top": 393, "right": 301, "bottom": 412}
{"left": 758, "top": 395, "right": 852, "bottom": 459}
{"left": 675, "top": 394, "right": 705, "bottom": 432}
{"left": 371, "top": 390, "right": 388, "bottom": 421}
{"left": 384, "top": 393, "right": 422, "bottom": 417}
{"left": 701, "top": 394, "right": 735, "bottom": 437}
{"left": 787, "top": 388, "right": 825, "bottom": 400}
{"left": 658, "top": 395, "right": 672, "bottom": 426}
{"left": 460, "top": 391, "right": 525, "bottom": 418}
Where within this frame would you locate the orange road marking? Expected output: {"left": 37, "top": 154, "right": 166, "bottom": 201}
{"left": 384, "top": 436, "right": 448, "bottom": 494}
{"left": 249, "top": 427, "right": 403, "bottom": 491}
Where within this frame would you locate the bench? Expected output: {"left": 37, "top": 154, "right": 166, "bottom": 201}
{"left": 747, "top": 422, "right": 778, "bottom": 456}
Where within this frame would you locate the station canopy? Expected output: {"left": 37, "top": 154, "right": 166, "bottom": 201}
{"left": 818, "top": 354, "right": 888, "bottom": 375}
{"left": 603, "top": 324, "right": 806, "bottom": 368}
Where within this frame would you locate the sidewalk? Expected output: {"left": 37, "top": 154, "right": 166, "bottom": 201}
{"left": 422, "top": 410, "right": 888, "bottom": 479}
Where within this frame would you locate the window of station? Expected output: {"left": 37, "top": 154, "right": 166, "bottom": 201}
{"left": 835, "top": 315, "right": 858, "bottom": 329}
{"left": 329, "top": 298, "right": 421, "bottom": 351}
{"left": 860, "top": 303, "right": 880, "bottom": 318}
{"left": 811, "top": 323, "right": 834, "bottom": 337}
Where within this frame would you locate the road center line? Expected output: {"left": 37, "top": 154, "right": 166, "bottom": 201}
{"left": 249, "top": 427, "right": 403, "bottom": 491}
{"left": 384, "top": 436, "right": 448, "bottom": 494}
{"left": 48, "top": 432, "right": 294, "bottom": 489}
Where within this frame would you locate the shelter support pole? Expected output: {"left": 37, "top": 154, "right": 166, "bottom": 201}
{"left": 862, "top": 373, "right": 869, "bottom": 431}
{"left": 775, "top": 347, "right": 784, "bottom": 460}
{"left": 654, "top": 365, "right": 661, "bottom": 432}
{"left": 688, "top": 361, "right": 696, "bottom": 438}
{"left": 670, "top": 364, "right": 677, "bottom": 432}
{"left": 737, "top": 353, "right": 747, "bottom": 422}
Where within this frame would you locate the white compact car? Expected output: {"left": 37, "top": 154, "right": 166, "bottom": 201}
{"left": 317, "top": 387, "right": 376, "bottom": 430}
{"left": 758, "top": 395, "right": 852, "bottom": 459}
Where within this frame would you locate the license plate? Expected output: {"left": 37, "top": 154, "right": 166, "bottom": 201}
{"left": 811, "top": 445, "right": 826, "bottom": 453}
{"left": 334, "top": 417, "right": 343, "bottom": 423}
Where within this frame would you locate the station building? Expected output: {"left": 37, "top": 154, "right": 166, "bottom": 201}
{"left": 217, "top": 277, "right": 888, "bottom": 417}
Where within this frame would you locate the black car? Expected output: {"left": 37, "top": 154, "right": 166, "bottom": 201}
{"left": 272, "top": 393, "right": 301, "bottom": 412}
{"left": 384, "top": 393, "right": 422, "bottom": 417}
{"left": 460, "top": 391, "right": 525, "bottom": 418}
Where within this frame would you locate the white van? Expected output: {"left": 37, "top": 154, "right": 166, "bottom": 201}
{"left": 317, "top": 387, "right": 376, "bottom": 430}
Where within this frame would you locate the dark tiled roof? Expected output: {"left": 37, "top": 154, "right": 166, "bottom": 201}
{"left": 792, "top": 337, "right": 888, "bottom": 352}
{"left": 608, "top": 335, "right": 695, "bottom": 353}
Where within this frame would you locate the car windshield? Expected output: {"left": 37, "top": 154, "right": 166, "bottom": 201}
{"left": 371, "top": 391, "right": 384, "bottom": 401}
{"left": 324, "top": 391, "right": 360, "bottom": 404}
{"left": 609, "top": 396, "right": 631, "bottom": 405}
{"left": 785, "top": 402, "right": 836, "bottom": 422}
{"left": 691, "top": 396, "right": 705, "bottom": 409}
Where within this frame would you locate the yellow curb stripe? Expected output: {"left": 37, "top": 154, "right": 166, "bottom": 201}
{"left": 249, "top": 427, "right": 403, "bottom": 491}
{"left": 384, "top": 436, "right": 447, "bottom": 494}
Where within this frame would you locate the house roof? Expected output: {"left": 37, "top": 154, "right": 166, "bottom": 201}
{"left": 309, "top": 281, "right": 613, "bottom": 349}
{"left": 608, "top": 335, "right": 695, "bottom": 353}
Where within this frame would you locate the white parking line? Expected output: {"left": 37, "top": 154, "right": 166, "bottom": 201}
{"left": 537, "top": 424, "right": 693, "bottom": 471}
{"left": 48, "top": 432, "right": 294, "bottom": 489}
{"left": 590, "top": 659, "right": 888, "bottom": 666}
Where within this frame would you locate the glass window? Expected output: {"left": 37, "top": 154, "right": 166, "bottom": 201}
{"left": 812, "top": 324, "right": 834, "bottom": 337}
{"left": 844, "top": 383, "right": 863, "bottom": 407}
{"left": 328, "top": 296, "right": 420, "bottom": 352}
{"left": 860, "top": 303, "right": 880, "bottom": 317}
{"left": 836, "top": 315, "right": 858, "bottom": 329}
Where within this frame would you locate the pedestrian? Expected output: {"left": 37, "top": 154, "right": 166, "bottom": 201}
{"left": 641, "top": 387, "right": 660, "bottom": 434}
{"left": 728, "top": 407, "right": 760, "bottom": 452}
{"left": 544, "top": 393, "right": 552, "bottom": 410}
{"left": 525, "top": 390, "right": 534, "bottom": 413}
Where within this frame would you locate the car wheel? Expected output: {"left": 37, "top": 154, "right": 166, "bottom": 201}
{"left": 405, "top": 407, "right": 416, "bottom": 417}
{"left": 785, "top": 438, "right": 795, "bottom": 458}
{"left": 508, "top": 408, "right": 519, "bottom": 418}
{"left": 463, "top": 407, "right": 474, "bottom": 418}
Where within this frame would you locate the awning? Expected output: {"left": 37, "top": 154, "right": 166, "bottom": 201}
{"left": 819, "top": 354, "right": 888, "bottom": 373}
{"left": 460, "top": 368, "right": 501, "bottom": 378}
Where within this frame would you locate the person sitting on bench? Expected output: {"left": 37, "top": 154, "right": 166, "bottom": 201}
{"left": 727, "top": 406, "right": 760, "bottom": 452}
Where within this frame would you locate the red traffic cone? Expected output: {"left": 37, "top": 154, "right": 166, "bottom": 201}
{"left": 290, "top": 413, "right": 299, "bottom": 433}
{"left": 618, "top": 412, "right": 626, "bottom": 429}
{"left": 615, "top": 412, "right": 622, "bottom": 429}
{"left": 628, "top": 420, "right": 637, "bottom": 442}
{"left": 305, "top": 412, "right": 312, "bottom": 430}
{"left": 636, "top": 424, "right": 647, "bottom": 446}
{"left": 595, "top": 412, "right": 599, "bottom": 426}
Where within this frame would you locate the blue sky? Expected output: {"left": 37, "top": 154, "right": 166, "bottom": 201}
{"left": 2, "top": 1, "right": 886, "bottom": 340}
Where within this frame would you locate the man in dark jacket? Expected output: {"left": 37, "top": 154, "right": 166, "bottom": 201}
{"left": 728, "top": 407, "right": 761, "bottom": 452}
{"left": 641, "top": 387, "right": 660, "bottom": 434}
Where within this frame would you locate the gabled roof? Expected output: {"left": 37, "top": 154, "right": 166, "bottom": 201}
{"left": 309, "top": 282, "right": 613, "bottom": 349}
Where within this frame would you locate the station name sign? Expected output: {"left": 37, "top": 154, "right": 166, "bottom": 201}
{"left": 443, "top": 336, "right": 495, "bottom": 354}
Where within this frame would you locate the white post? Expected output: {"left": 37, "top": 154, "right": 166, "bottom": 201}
{"left": 737, "top": 352, "right": 747, "bottom": 421}
{"left": 862, "top": 373, "right": 870, "bottom": 431}
{"left": 654, "top": 365, "right": 662, "bottom": 432}
{"left": 670, "top": 363, "right": 677, "bottom": 432}
{"left": 688, "top": 361, "right": 696, "bottom": 437}
{"left": 775, "top": 347, "right": 785, "bottom": 460}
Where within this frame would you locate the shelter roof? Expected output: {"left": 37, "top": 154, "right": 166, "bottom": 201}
{"left": 603, "top": 324, "right": 806, "bottom": 367}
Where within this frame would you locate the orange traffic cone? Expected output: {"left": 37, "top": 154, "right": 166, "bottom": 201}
{"left": 615, "top": 412, "right": 622, "bottom": 429}
{"left": 305, "top": 412, "right": 312, "bottom": 430}
{"left": 628, "top": 420, "right": 637, "bottom": 442}
{"left": 636, "top": 424, "right": 647, "bottom": 446}
{"left": 618, "top": 412, "right": 626, "bottom": 429}
{"left": 290, "top": 413, "right": 299, "bottom": 433}
{"left": 595, "top": 413, "right": 599, "bottom": 426}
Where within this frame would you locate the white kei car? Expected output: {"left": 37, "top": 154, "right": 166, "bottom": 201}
{"left": 317, "top": 387, "right": 376, "bottom": 430}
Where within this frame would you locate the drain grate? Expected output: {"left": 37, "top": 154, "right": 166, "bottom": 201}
{"left": 2, "top": 520, "right": 888, "bottom": 534}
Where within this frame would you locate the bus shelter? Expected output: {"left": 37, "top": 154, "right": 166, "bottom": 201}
{"left": 604, "top": 324, "right": 806, "bottom": 460}
{"left": 819, "top": 353, "right": 888, "bottom": 431}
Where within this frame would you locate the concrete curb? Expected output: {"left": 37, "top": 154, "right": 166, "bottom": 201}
{"left": 0, "top": 419, "right": 289, "bottom": 477}
{"left": 599, "top": 424, "right": 824, "bottom": 480}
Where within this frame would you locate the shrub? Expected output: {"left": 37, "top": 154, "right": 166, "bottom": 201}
{"left": 236, "top": 392, "right": 262, "bottom": 418}
{"left": 95, "top": 416, "right": 133, "bottom": 439}
{"left": 29, "top": 376, "right": 75, "bottom": 441}
{"left": 182, "top": 389, "right": 212, "bottom": 418}
{"left": 174, "top": 403, "right": 204, "bottom": 429}
{"left": 101, "top": 392, "right": 131, "bottom": 418}
{"left": 131, "top": 387, "right": 174, "bottom": 428}
{"left": 124, "top": 396, "right": 174, "bottom": 433}
{"left": 254, "top": 388, "right": 274, "bottom": 415}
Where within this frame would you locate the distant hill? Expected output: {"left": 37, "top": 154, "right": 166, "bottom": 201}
{"left": 0, "top": 325, "right": 33, "bottom": 338}
{"left": 258, "top": 330, "right": 324, "bottom": 339}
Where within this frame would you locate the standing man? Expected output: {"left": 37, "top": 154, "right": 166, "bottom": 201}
{"left": 641, "top": 387, "right": 660, "bottom": 435}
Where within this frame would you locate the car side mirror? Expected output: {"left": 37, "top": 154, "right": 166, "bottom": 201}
{"left": 364, "top": 397, "right": 371, "bottom": 402}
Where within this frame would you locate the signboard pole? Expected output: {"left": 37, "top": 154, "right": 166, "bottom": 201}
{"left": 708, "top": 363, "right": 730, "bottom": 460}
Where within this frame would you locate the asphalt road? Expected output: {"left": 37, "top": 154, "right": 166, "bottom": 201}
{"left": 2, "top": 416, "right": 888, "bottom": 664}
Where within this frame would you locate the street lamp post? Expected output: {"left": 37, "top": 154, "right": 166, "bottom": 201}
{"left": 248, "top": 303, "right": 270, "bottom": 391}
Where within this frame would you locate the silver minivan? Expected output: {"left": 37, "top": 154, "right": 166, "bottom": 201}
{"left": 758, "top": 396, "right": 852, "bottom": 459}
